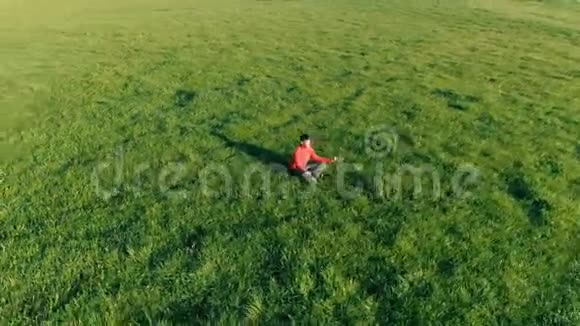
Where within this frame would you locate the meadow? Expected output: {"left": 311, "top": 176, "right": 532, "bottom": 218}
{"left": 1, "top": 0, "right": 579, "bottom": 324}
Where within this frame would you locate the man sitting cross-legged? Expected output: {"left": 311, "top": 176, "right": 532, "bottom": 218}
{"left": 288, "top": 134, "right": 337, "bottom": 184}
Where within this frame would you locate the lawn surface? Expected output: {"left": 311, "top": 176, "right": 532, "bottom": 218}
{"left": 1, "top": 0, "right": 579, "bottom": 324}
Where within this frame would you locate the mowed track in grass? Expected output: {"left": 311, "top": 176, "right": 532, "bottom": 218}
{"left": 1, "top": 0, "right": 579, "bottom": 323}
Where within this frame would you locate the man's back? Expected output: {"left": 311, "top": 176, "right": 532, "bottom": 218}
{"left": 289, "top": 143, "right": 332, "bottom": 172}
{"left": 289, "top": 144, "right": 313, "bottom": 172}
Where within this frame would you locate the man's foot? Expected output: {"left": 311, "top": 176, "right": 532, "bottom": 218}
{"left": 305, "top": 176, "right": 318, "bottom": 184}
{"left": 302, "top": 171, "right": 318, "bottom": 184}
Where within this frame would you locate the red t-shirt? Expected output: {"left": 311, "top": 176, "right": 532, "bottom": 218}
{"left": 288, "top": 144, "right": 332, "bottom": 172}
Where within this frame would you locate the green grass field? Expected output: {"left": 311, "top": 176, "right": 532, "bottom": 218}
{"left": 2, "top": 0, "right": 580, "bottom": 323}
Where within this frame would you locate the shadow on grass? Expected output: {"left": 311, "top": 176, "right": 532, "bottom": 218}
{"left": 432, "top": 88, "right": 481, "bottom": 111}
{"left": 174, "top": 89, "right": 197, "bottom": 108}
{"left": 502, "top": 164, "right": 551, "bottom": 226}
{"left": 210, "top": 131, "right": 289, "bottom": 167}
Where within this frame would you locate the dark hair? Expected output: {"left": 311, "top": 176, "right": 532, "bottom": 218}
{"left": 300, "top": 134, "right": 309, "bottom": 142}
